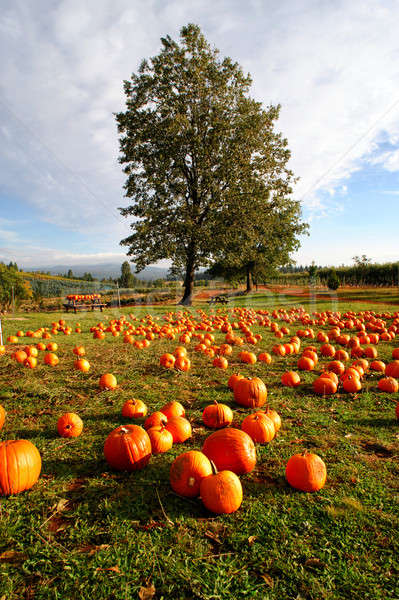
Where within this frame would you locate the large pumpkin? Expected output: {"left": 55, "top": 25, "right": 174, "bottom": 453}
{"left": 0, "top": 440, "right": 42, "bottom": 495}
{"left": 104, "top": 425, "right": 151, "bottom": 471}
{"left": 285, "top": 451, "right": 327, "bottom": 492}
{"left": 170, "top": 450, "right": 212, "bottom": 497}
{"left": 202, "top": 428, "right": 256, "bottom": 474}
{"left": 234, "top": 377, "right": 267, "bottom": 408}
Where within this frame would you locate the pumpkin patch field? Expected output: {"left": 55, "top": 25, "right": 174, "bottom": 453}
{"left": 0, "top": 297, "right": 398, "bottom": 600}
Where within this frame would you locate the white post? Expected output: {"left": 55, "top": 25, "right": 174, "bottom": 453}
{"left": 117, "top": 282, "right": 121, "bottom": 309}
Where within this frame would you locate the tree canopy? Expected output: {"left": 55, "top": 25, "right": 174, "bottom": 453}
{"left": 116, "top": 23, "right": 306, "bottom": 303}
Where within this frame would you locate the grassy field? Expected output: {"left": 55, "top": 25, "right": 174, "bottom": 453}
{"left": 0, "top": 294, "right": 398, "bottom": 600}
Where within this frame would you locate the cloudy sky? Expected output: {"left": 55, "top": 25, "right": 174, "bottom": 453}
{"left": 1, "top": 0, "right": 399, "bottom": 270}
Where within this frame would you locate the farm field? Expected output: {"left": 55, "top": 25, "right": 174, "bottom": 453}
{"left": 0, "top": 294, "right": 398, "bottom": 600}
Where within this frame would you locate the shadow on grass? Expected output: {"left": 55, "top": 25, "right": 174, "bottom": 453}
{"left": 344, "top": 417, "right": 398, "bottom": 428}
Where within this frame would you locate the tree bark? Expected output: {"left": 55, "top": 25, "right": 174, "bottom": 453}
{"left": 179, "top": 252, "right": 195, "bottom": 305}
{"left": 246, "top": 266, "right": 253, "bottom": 293}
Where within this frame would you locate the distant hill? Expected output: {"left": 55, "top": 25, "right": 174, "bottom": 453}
{"left": 28, "top": 263, "right": 169, "bottom": 281}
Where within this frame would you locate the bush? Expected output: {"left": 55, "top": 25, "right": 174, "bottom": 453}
{"left": 327, "top": 269, "right": 340, "bottom": 290}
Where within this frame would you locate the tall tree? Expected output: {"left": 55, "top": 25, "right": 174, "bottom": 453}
{"left": 119, "top": 261, "right": 134, "bottom": 288}
{"left": 116, "top": 24, "right": 301, "bottom": 304}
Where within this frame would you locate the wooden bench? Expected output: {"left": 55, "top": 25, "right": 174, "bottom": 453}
{"left": 207, "top": 295, "right": 229, "bottom": 305}
{"left": 63, "top": 302, "right": 107, "bottom": 313}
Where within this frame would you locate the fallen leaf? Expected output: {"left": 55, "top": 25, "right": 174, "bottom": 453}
{"left": 0, "top": 550, "right": 27, "bottom": 563}
{"left": 304, "top": 557, "right": 326, "bottom": 569}
{"left": 138, "top": 583, "right": 156, "bottom": 600}
{"left": 78, "top": 544, "right": 110, "bottom": 556}
{"left": 96, "top": 565, "right": 121, "bottom": 574}
{"left": 290, "top": 438, "right": 305, "bottom": 444}
{"left": 51, "top": 498, "right": 70, "bottom": 512}
{"left": 248, "top": 535, "right": 257, "bottom": 545}
{"left": 261, "top": 574, "right": 274, "bottom": 587}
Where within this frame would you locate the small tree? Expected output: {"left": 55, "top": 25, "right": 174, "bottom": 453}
{"left": 308, "top": 262, "right": 317, "bottom": 286}
{"left": 327, "top": 269, "right": 340, "bottom": 290}
{"left": 119, "top": 261, "right": 134, "bottom": 288}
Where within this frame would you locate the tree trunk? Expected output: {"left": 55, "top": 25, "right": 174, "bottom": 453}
{"left": 246, "top": 266, "right": 253, "bottom": 293}
{"left": 179, "top": 252, "right": 195, "bottom": 305}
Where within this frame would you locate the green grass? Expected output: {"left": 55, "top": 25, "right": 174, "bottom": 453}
{"left": 0, "top": 297, "right": 398, "bottom": 599}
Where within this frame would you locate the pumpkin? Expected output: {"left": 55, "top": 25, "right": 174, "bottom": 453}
{"left": 385, "top": 361, "right": 399, "bottom": 378}
{"left": 122, "top": 399, "right": 148, "bottom": 418}
{"left": 170, "top": 450, "right": 212, "bottom": 497}
{"left": 165, "top": 416, "right": 192, "bottom": 443}
{"left": 258, "top": 352, "right": 272, "bottom": 364}
{"left": 261, "top": 407, "right": 282, "bottom": 432}
{"left": 24, "top": 356, "right": 37, "bottom": 369}
{"left": 335, "top": 349, "right": 350, "bottom": 362}
{"left": 202, "top": 428, "right": 256, "bottom": 474}
{"left": 297, "top": 356, "right": 315, "bottom": 371}
{"left": 320, "top": 344, "right": 335, "bottom": 357}
{"left": 104, "top": 425, "right": 151, "bottom": 471}
{"left": 227, "top": 373, "right": 244, "bottom": 390}
{"left": 313, "top": 376, "right": 337, "bottom": 395}
{"left": 200, "top": 467, "right": 243, "bottom": 514}
{"left": 285, "top": 451, "right": 327, "bottom": 492}
{"left": 160, "top": 353, "right": 176, "bottom": 369}
{"left": 213, "top": 356, "right": 228, "bottom": 369}
{"left": 0, "top": 404, "right": 5, "bottom": 430}
{"left": 202, "top": 401, "right": 233, "bottom": 429}
{"left": 160, "top": 401, "right": 185, "bottom": 419}
{"left": 74, "top": 358, "right": 90, "bottom": 372}
{"left": 378, "top": 377, "right": 399, "bottom": 393}
{"left": 241, "top": 413, "right": 275, "bottom": 443}
{"left": 326, "top": 360, "right": 345, "bottom": 375}
{"left": 234, "top": 377, "right": 267, "bottom": 408}
{"left": 57, "top": 413, "right": 83, "bottom": 438}
{"left": 99, "top": 373, "right": 117, "bottom": 390}
{"left": 281, "top": 371, "right": 301, "bottom": 387}
{"left": 173, "top": 346, "right": 187, "bottom": 358}
{"left": 13, "top": 350, "right": 28, "bottom": 364}
{"left": 239, "top": 351, "right": 257, "bottom": 364}
{"left": 73, "top": 345, "right": 85, "bottom": 356}
{"left": 370, "top": 360, "right": 385, "bottom": 373}
{"left": 144, "top": 411, "right": 168, "bottom": 430}
{"left": 44, "top": 352, "right": 59, "bottom": 366}
{"left": 0, "top": 440, "right": 42, "bottom": 495}
{"left": 147, "top": 424, "right": 173, "bottom": 454}
{"left": 174, "top": 356, "right": 191, "bottom": 371}
{"left": 342, "top": 374, "right": 362, "bottom": 393}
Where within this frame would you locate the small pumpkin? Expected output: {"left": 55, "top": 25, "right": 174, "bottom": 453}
{"left": 144, "top": 411, "right": 168, "bottom": 430}
{"left": 57, "top": 413, "right": 83, "bottom": 438}
{"left": 165, "top": 416, "right": 192, "bottom": 443}
{"left": 74, "top": 358, "right": 90, "bottom": 372}
{"left": 241, "top": 413, "right": 275, "bottom": 443}
{"left": 378, "top": 377, "right": 399, "bottom": 393}
{"left": 281, "top": 371, "right": 301, "bottom": 387}
{"left": 44, "top": 352, "right": 59, "bottom": 366}
{"left": 202, "top": 401, "right": 233, "bottom": 429}
{"left": 227, "top": 373, "right": 244, "bottom": 391}
{"left": 200, "top": 465, "right": 243, "bottom": 514}
{"left": 147, "top": 424, "right": 173, "bottom": 454}
{"left": 104, "top": 425, "right": 151, "bottom": 471}
{"left": 202, "top": 428, "right": 256, "bottom": 475}
{"left": 160, "top": 353, "right": 175, "bottom": 369}
{"left": 0, "top": 404, "right": 6, "bottom": 430}
{"left": 99, "top": 373, "right": 117, "bottom": 390}
{"left": 169, "top": 450, "right": 212, "bottom": 497}
{"left": 174, "top": 356, "right": 191, "bottom": 371}
{"left": 234, "top": 377, "right": 267, "bottom": 408}
{"left": 160, "top": 401, "right": 185, "bottom": 419}
{"left": 122, "top": 399, "right": 148, "bottom": 418}
{"left": 0, "top": 440, "right": 42, "bottom": 495}
{"left": 286, "top": 450, "right": 327, "bottom": 492}
{"left": 313, "top": 376, "right": 337, "bottom": 395}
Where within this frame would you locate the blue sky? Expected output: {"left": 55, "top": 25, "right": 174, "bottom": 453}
{"left": 1, "top": 0, "right": 399, "bottom": 269}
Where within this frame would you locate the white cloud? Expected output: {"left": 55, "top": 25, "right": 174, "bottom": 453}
{"left": 1, "top": 0, "right": 399, "bottom": 245}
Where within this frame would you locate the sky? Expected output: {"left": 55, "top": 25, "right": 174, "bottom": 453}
{"left": 1, "top": 0, "right": 399, "bottom": 270}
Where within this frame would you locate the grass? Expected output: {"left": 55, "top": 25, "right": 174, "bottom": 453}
{"left": 0, "top": 295, "right": 398, "bottom": 599}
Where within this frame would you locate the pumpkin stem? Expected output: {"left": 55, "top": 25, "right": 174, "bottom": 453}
{"left": 209, "top": 460, "right": 218, "bottom": 475}
{"left": 120, "top": 427, "right": 129, "bottom": 434}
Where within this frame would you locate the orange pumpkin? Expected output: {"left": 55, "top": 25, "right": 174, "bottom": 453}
{"left": 165, "top": 416, "right": 192, "bottom": 443}
{"left": 378, "top": 377, "right": 399, "bottom": 393}
{"left": 160, "top": 401, "right": 185, "bottom": 419}
{"left": 200, "top": 468, "right": 242, "bottom": 514}
{"left": 57, "top": 413, "right": 83, "bottom": 438}
{"left": 103, "top": 425, "right": 151, "bottom": 471}
{"left": 370, "top": 360, "right": 385, "bottom": 373}
{"left": 122, "top": 399, "right": 148, "bottom": 418}
{"left": 281, "top": 371, "right": 301, "bottom": 387}
{"left": 285, "top": 451, "right": 327, "bottom": 492}
{"left": 174, "top": 356, "right": 191, "bottom": 372}
{"left": 144, "top": 412, "right": 168, "bottom": 430}
{"left": 313, "top": 376, "right": 337, "bottom": 395}
{"left": 160, "top": 353, "right": 176, "bottom": 369}
{"left": 297, "top": 356, "right": 315, "bottom": 371}
{"left": 169, "top": 450, "right": 212, "bottom": 497}
{"left": 202, "top": 428, "right": 256, "bottom": 475}
{"left": 44, "top": 352, "right": 59, "bottom": 366}
{"left": 0, "top": 440, "right": 42, "bottom": 495}
{"left": 342, "top": 374, "right": 362, "bottom": 393}
{"left": 227, "top": 373, "right": 244, "bottom": 391}
{"left": 239, "top": 351, "right": 257, "bottom": 364}
{"left": 213, "top": 356, "right": 228, "bottom": 369}
{"left": 258, "top": 352, "right": 272, "bottom": 364}
{"left": 13, "top": 350, "right": 28, "bottom": 364}
{"left": 74, "top": 358, "right": 90, "bottom": 372}
{"left": 241, "top": 413, "right": 275, "bottom": 443}
{"left": 0, "top": 404, "right": 5, "bottom": 431}
{"left": 99, "top": 373, "right": 117, "bottom": 390}
{"left": 202, "top": 401, "right": 233, "bottom": 429}
{"left": 234, "top": 377, "right": 267, "bottom": 408}
{"left": 147, "top": 424, "right": 173, "bottom": 454}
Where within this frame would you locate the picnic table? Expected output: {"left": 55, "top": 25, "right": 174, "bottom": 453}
{"left": 207, "top": 294, "right": 229, "bottom": 305}
{"left": 63, "top": 294, "right": 107, "bottom": 313}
